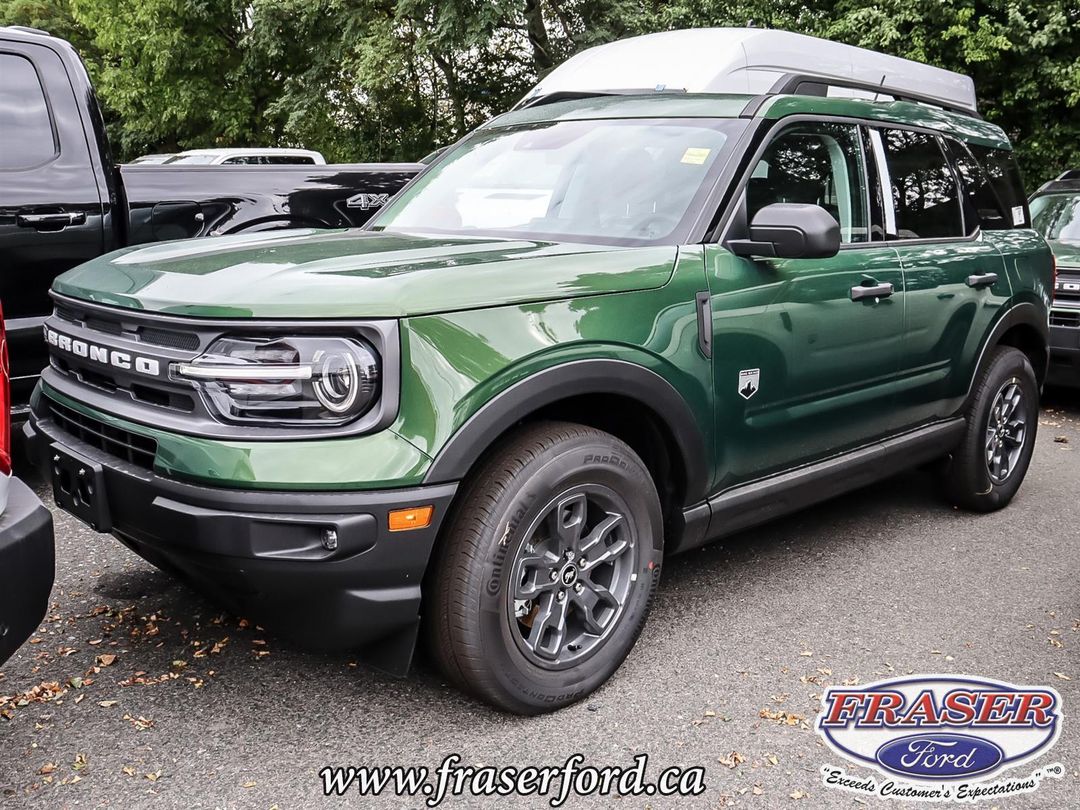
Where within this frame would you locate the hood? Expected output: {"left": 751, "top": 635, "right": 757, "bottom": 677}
{"left": 1048, "top": 239, "right": 1080, "bottom": 270}
{"left": 52, "top": 229, "right": 678, "bottom": 318}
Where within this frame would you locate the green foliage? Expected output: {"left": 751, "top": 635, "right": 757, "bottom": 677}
{"left": 1, "top": 0, "right": 1077, "bottom": 182}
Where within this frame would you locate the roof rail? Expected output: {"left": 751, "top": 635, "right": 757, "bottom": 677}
{"left": 518, "top": 28, "right": 977, "bottom": 115}
{"left": 1056, "top": 170, "right": 1080, "bottom": 181}
{"left": 769, "top": 73, "right": 981, "bottom": 118}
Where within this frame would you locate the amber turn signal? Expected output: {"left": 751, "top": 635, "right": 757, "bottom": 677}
{"left": 388, "top": 505, "right": 434, "bottom": 532}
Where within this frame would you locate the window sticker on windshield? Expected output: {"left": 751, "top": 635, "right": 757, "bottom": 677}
{"left": 1012, "top": 206, "right": 1025, "bottom": 226}
{"left": 681, "top": 147, "right": 712, "bottom": 165}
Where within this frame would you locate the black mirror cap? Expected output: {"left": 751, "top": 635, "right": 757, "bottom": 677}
{"left": 730, "top": 203, "right": 841, "bottom": 260}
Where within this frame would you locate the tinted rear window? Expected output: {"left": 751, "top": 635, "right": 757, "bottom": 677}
{"left": 879, "top": 128, "right": 964, "bottom": 240}
{"left": 946, "top": 139, "right": 1011, "bottom": 233}
{"left": 967, "top": 144, "right": 1029, "bottom": 227}
{"left": 0, "top": 53, "right": 56, "bottom": 170}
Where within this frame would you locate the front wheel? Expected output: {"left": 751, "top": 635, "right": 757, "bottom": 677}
{"left": 944, "top": 347, "right": 1039, "bottom": 511}
{"left": 425, "top": 421, "right": 663, "bottom": 714}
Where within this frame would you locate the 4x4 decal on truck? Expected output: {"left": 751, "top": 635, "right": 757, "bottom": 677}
{"left": 346, "top": 193, "right": 391, "bottom": 210}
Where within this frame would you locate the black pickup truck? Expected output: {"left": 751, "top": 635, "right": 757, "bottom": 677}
{"left": 1, "top": 26, "right": 422, "bottom": 413}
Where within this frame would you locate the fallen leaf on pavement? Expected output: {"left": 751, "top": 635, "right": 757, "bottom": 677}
{"left": 718, "top": 751, "right": 744, "bottom": 769}
{"left": 97, "top": 654, "right": 117, "bottom": 667}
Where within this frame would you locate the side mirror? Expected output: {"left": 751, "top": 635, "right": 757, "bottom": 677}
{"left": 729, "top": 203, "right": 841, "bottom": 260}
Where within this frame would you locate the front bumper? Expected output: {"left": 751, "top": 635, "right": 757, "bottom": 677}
{"left": 1048, "top": 320, "right": 1080, "bottom": 387}
{"left": 25, "top": 412, "right": 457, "bottom": 674}
{"left": 0, "top": 475, "right": 55, "bottom": 665}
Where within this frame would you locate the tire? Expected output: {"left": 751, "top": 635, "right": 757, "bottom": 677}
{"left": 943, "top": 347, "right": 1039, "bottom": 512}
{"left": 425, "top": 421, "right": 664, "bottom": 714}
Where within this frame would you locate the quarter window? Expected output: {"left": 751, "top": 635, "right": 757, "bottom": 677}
{"left": 747, "top": 123, "right": 870, "bottom": 244}
{"left": 968, "top": 145, "right": 1029, "bottom": 228}
{"left": 877, "top": 129, "right": 964, "bottom": 240}
{"left": 946, "top": 139, "right": 1008, "bottom": 232}
{"left": 0, "top": 53, "right": 56, "bottom": 170}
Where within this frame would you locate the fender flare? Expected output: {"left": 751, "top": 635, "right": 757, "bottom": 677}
{"left": 967, "top": 301, "right": 1049, "bottom": 396}
{"left": 422, "top": 359, "right": 709, "bottom": 503}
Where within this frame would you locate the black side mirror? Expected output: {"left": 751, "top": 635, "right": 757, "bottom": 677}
{"left": 729, "top": 203, "right": 841, "bottom": 260}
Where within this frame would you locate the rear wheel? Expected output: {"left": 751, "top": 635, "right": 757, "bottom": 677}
{"left": 943, "top": 347, "right": 1039, "bottom": 511}
{"left": 425, "top": 421, "right": 663, "bottom": 714}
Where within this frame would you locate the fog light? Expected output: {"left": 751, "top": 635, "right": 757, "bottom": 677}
{"left": 388, "top": 506, "right": 433, "bottom": 532}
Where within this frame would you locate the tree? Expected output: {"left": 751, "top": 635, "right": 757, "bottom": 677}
{"left": 3, "top": 0, "right": 1077, "bottom": 181}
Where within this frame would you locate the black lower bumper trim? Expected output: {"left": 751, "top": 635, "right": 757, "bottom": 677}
{"left": 0, "top": 476, "right": 55, "bottom": 665}
{"left": 1048, "top": 323, "right": 1080, "bottom": 387}
{"left": 25, "top": 414, "right": 457, "bottom": 674}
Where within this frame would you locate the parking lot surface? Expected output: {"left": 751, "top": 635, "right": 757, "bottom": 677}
{"left": 1, "top": 393, "right": 1078, "bottom": 808}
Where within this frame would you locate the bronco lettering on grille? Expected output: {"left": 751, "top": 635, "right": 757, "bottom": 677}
{"left": 44, "top": 325, "right": 162, "bottom": 377}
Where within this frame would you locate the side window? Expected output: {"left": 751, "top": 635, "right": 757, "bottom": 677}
{"left": 877, "top": 129, "right": 964, "bottom": 240}
{"left": 967, "top": 145, "right": 1030, "bottom": 228}
{"left": 747, "top": 122, "right": 870, "bottom": 244}
{"left": 0, "top": 53, "right": 57, "bottom": 170}
{"left": 945, "top": 139, "right": 1008, "bottom": 232}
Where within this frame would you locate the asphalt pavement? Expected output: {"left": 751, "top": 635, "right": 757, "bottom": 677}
{"left": 1, "top": 391, "right": 1078, "bottom": 809}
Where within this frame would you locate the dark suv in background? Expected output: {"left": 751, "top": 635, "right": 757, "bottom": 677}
{"left": 1031, "top": 172, "right": 1080, "bottom": 386}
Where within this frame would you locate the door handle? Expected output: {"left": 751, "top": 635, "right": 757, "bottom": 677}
{"left": 850, "top": 281, "right": 895, "bottom": 301}
{"left": 966, "top": 272, "right": 998, "bottom": 288}
{"left": 16, "top": 212, "right": 87, "bottom": 230}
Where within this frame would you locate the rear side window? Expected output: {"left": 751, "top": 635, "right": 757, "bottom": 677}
{"left": 945, "top": 139, "right": 1009, "bottom": 233}
{"left": 967, "top": 144, "right": 1030, "bottom": 228}
{"left": 266, "top": 155, "right": 314, "bottom": 165}
{"left": 877, "top": 128, "right": 964, "bottom": 240}
{"left": 0, "top": 53, "right": 56, "bottom": 170}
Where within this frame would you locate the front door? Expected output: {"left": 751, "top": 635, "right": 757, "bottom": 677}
{"left": 707, "top": 121, "right": 906, "bottom": 490}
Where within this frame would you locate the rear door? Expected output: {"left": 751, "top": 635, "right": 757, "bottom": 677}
{"left": 707, "top": 120, "right": 906, "bottom": 486}
{"left": 0, "top": 39, "right": 105, "bottom": 409}
{"left": 869, "top": 127, "right": 1011, "bottom": 426}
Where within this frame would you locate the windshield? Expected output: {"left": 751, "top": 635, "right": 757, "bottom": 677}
{"left": 164, "top": 154, "right": 218, "bottom": 165}
{"left": 1031, "top": 193, "right": 1080, "bottom": 243}
{"left": 371, "top": 117, "right": 746, "bottom": 245}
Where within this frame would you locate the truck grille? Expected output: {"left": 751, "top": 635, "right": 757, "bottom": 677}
{"left": 55, "top": 304, "right": 201, "bottom": 351}
{"left": 1051, "top": 310, "right": 1080, "bottom": 328}
{"left": 1055, "top": 270, "right": 1080, "bottom": 307}
{"left": 47, "top": 399, "right": 158, "bottom": 471}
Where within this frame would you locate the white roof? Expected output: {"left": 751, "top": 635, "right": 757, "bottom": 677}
{"left": 521, "top": 28, "right": 976, "bottom": 113}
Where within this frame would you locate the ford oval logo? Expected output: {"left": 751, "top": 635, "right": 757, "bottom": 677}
{"left": 875, "top": 733, "right": 1004, "bottom": 780}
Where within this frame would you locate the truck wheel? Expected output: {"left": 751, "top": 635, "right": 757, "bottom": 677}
{"left": 425, "top": 421, "right": 663, "bottom": 714}
{"left": 944, "top": 347, "right": 1039, "bottom": 512}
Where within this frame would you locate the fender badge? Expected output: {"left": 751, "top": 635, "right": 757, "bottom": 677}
{"left": 738, "top": 368, "right": 760, "bottom": 400}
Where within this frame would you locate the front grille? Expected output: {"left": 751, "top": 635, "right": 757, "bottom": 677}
{"left": 47, "top": 398, "right": 158, "bottom": 471}
{"left": 1056, "top": 271, "right": 1080, "bottom": 306}
{"left": 138, "top": 326, "right": 200, "bottom": 351}
{"left": 54, "top": 303, "right": 202, "bottom": 352}
{"left": 1051, "top": 310, "right": 1080, "bottom": 328}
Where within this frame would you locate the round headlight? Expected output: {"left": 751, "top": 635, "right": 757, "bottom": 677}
{"left": 313, "top": 349, "right": 361, "bottom": 414}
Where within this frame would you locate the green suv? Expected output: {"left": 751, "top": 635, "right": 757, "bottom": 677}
{"left": 26, "top": 32, "right": 1052, "bottom": 714}
{"left": 1030, "top": 171, "right": 1080, "bottom": 385}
